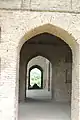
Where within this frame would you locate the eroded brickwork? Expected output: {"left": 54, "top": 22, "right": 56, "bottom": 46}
{"left": 0, "top": 0, "right": 80, "bottom": 120}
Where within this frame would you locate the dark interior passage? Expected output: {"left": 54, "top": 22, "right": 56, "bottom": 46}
{"left": 19, "top": 33, "right": 72, "bottom": 120}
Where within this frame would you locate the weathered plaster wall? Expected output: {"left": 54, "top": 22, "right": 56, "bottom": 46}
{"left": 0, "top": 0, "right": 80, "bottom": 12}
{"left": 53, "top": 56, "right": 72, "bottom": 102}
{"left": 0, "top": 9, "right": 80, "bottom": 120}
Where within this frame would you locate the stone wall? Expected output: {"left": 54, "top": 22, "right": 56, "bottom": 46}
{"left": 0, "top": 7, "right": 80, "bottom": 120}
{"left": 0, "top": 0, "right": 80, "bottom": 12}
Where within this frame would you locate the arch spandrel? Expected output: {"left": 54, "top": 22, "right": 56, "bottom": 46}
{"left": 18, "top": 23, "right": 78, "bottom": 54}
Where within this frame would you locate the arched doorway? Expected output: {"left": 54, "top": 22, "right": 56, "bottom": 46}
{"left": 18, "top": 32, "right": 73, "bottom": 120}
{"left": 28, "top": 65, "right": 43, "bottom": 89}
{"left": 26, "top": 55, "right": 52, "bottom": 100}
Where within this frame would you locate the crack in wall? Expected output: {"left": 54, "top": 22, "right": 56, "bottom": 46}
{"left": 29, "top": 0, "right": 32, "bottom": 10}
{"left": 0, "top": 8, "right": 80, "bottom": 14}
{"left": 71, "top": 0, "right": 72, "bottom": 9}
{"left": 21, "top": 0, "right": 24, "bottom": 8}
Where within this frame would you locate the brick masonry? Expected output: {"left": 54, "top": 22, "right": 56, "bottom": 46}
{"left": 0, "top": 1, "right": 80, "bottom": 120}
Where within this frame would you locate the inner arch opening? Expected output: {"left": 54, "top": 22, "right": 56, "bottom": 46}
{"left": 26, "top": 55, "right": 52, "bottom": 100}
{"left": 19, "top": 32, "right": 72, "bottom": 120}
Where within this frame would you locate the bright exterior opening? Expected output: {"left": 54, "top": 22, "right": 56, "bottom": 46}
{"left": 29, "top": 67, "right": 42, "bottom": 89}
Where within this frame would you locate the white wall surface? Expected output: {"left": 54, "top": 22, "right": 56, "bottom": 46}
{"left": 0, "top": 0, "right": 80, "bottom": 12}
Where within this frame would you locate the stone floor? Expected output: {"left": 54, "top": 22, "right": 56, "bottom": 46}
{"left": 26, "top": 89, "right": 52, "bottom": 100}
{"left": 18, "top": 99, "right": 71, "bottom": 120}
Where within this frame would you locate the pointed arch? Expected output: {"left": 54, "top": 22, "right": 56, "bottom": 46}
{"left": 28, "top": 65, "right": 43, "bottom": 89}
{"left": 17, "top": 23, "right": 79, "bottom": 120}
{"left": 18, "top": 23, "right": 78, "bottom": 54}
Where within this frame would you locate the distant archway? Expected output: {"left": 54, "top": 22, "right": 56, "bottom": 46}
{"left": 28, "top": 65, "right": 43, "bottom": 89}
{"left": 17, "top": 24, "right": 79, "bottom": 120}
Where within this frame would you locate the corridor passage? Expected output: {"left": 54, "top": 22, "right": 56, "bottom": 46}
{"left": 18, "top": 100, "right": 70, "bottom": 120}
